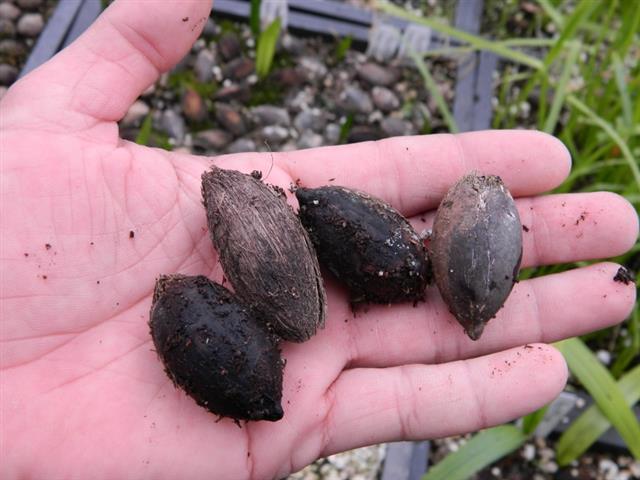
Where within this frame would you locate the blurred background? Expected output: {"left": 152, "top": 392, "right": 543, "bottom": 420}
{"left": 2, "top": 0, "right": 637, "bottom": 478}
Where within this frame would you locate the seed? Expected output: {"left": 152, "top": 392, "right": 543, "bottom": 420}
{"left": 296, "top": 186, "right": 430, "bottom": 303}
{"left": 430, "top": 173, "right": 522, "bottom": 340}
{"left": 202, "top": 168, "right": 326, "bottom": 342}
{"left": 149, "top": 274, "right": 284, "bottom": 421}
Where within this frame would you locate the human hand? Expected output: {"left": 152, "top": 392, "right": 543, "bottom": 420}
{"left": 1, "top": 1, "right": 637, "bottom": 479}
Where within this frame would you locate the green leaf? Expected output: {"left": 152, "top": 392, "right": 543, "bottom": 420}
{"left": 557, "top": 364, "right": 640, "bottom": 465}
{"left": 134, "top": 114, "right": 153, "bottom": 146}
{"left": 543, "top": 40, "right": 581, "bottom": 134}
{"left": 537, "top": 0, "right": 565, "bottom": 26}
{"left": 522, "top": 405, "right": 549, "bottom": 435}
{"left": 250, "top": 0, "right": 261, "bottom": 37}
{"left": 335, "top": 36, "right": 352, "bottom": 62}
{"left": 555, "top": 338, "right": 640, "bottom": 460}
{"left": 255, "top": 18, "right": 281, "bottom": 79}
{"left": 423, "top": 425, "right": 527, "bottom": 480}
{"left": 411, "top": 52, "right": 459, "bottom": 133}
{"left": 338, "top": 114, "right": 354, "bottom": 144}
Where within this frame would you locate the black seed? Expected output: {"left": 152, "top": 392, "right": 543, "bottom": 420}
{"left": 296, "top": 186, "right": 430, "bottom": 303}
{"left": 149, "top": 274, "right": 284, "bottom": 421}
{"left": 430, "top": 173, "right": 522, "bottom": 340}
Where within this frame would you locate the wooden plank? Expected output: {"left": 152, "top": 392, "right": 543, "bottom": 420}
{"left": 213, "top": 0, "right": 454, "bottom": 49}
{"left": 20, "top": 0, "right": 83, "bottom": 78}
{"left": 288, "top": 0, "right": 372, "bottom": 26}
{"left": 472, "top": 50, "right": 497, "bottom": 130}
{"left": 288, "top": 10, "right": 370, "bottom": 41}
{"left": 452, "top": 0, "right": 497, "bottom": 132}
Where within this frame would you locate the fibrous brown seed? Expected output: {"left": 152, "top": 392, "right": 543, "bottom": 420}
{"left": 149, "top": 274, "right": 284, "bottom": 421}
{"left": 202, "top": 167, "right": 326, "bottom": 342}
{"left": 296, "top": 186, "right": 430, "bottom": 303}
{"left": 430, "top": 173, "right": 522, "bottom": 340}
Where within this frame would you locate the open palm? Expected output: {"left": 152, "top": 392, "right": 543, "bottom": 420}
{"left": 1, "top": 1, "right": 637, "bottom": 479}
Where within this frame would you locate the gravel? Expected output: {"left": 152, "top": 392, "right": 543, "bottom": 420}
{"left": 16, "top": 12, "right": 43, "bottom": 37}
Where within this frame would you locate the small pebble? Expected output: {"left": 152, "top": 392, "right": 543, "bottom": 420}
{"left": 596, "top": 349, "right": 611, "bottom": 365}
{"left": 194, "top": 49, "right": 216, "bottom": 83}
{"left": 0, "top": 3, "right": 21, "bottom": 21}
{"left": 0, "top": 63, "right": 18, "bottom": 86}
{"left": 17, "top": 13, "right": 44, "bottom": 37}
{"left": 121, "top": 100, "right": 150, "bottom": 127}
{"left": 215, "top": 103, "right": 246, "bottom": 136}
{"left": 161, "top": 109, "right": 186, "bottom": 144}
{"left": 262, "top": 125, "right": 289, "bottom": 144}
{"left": 294, "top": 108, "right": 326, "bottom": 133}
{"left": 339, "top": 86, "right": 373, "bottom": 115}
{"left": 356, "top": 62, "right": 398, "bottom": 86}
{"left": 297, "top": 131, "right": 323, "bottom": 149}
{"left": 251, "top": 105, "right": 291, "bottom": 127}
{"left": 0, "top": 18, "right": 16, "bottom": 38}
{"left": 371, "top": 86, "right": 400, "bottom": 112}
{"left": 194, "top": 129, "right": 233, "bottom": 151}
{"left": 226, "top": 137, "right": 256, "bottom": 154}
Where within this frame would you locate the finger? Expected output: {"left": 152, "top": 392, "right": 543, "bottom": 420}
{"left": 321, "top": 344, "right": 567, "bottom": 455}
{"left": 342, "top": 263, "right": 636, "bottom": 368}
{"left": 411, "top": 191, "right": 639, "bottom": 268}
{"left": 4, "top": 0, "right": 211, "bottom": 124}
{"left": 220, "top": 130, "right": 571, "bottom": 216}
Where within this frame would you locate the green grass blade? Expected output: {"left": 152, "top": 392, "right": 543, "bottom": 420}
{"left": 612, "top": 309, "right": 640, "bottom": 377}
{"left": 255, "top": 18, "right": 281, "bottom": 79}
{"left": 411, "top": 52, "right": 459, "bottom": 133}
{"left": 134, "top": 114, "right": 153, "bottom": 146}
{"left": 567, "top": 95, "right": 640, "bottom": 189}
{"left": 612, "top": 52, "right": 633, "bottom": 129}
{"left": 555, "top": 338, "right": 640, "bottom": 460}
{"left": 613, "top": 0, "right": 640, "bottom": 55}
{"left": 542, "top": 0, "right": 598, "bottom": 68}
{"left": 422, "top": 426, "right": 527, "bottom": 480}
{"left": 522, "top": 406, "right": 549, "bottom": 435}
{"left": 543, "top": 40, "right": 581, "bottom": 134}
{"left": 537, "top": 0, "right": 565, "bottom": 26}
{"left": 556, "top": 364, "right": 640, "bottom": 465}
{"left": 376, "top": 1, "right": 543, "bottom": 70}
{"left": 335, "top": 35, "right": 352, "bottom": 62}
{"left": 250, "top": 0, "right": 261, "bottom": 37}
{"left": 338, "top": 113, "right": 354, "bottom": 144}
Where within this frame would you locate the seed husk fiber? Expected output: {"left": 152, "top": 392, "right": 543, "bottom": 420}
{"left": 430, "top": 173, "right": 522, "bottom": 340}
{"left": 296, "top": 186, "right": 430, "bottom": 303}
{"left": 149, "top": 274, "right": 284, "bottom": 421}
{"left": 202, "top": 167, "right": 326, "bottom": 343}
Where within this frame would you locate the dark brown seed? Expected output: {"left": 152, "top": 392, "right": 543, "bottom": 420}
{"left": 149, "top": 274, "right": 284, "bottom": 421}
{"left": 296, "top": 186, "right": 430, "bottom": 303}
{"left": 430, "top": 173, "right": 522, "bottom": 340}
{"left": 202, "top": 168, "right": 326, "bottom": 342}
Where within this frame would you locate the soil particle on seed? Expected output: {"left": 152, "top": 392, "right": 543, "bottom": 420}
{"left": 45, "top": 243, "right": 51, "bottom": 250}
{"left": 522, "top": 225, "right": 530, "bottom": 232}
{"left": 296, "top": 185, "right": 430, "bottom": 304}
{"left": 149, "top": 274, "right": 284, "bottom": 421}
{"left": 613, "top": 266, "right": 634, "bottom": 285}
{"left": 202, "top": 167, "right": 326, "bottom": 342}
{"left": 129, "top": 230, "right": 135, "bottom": 239}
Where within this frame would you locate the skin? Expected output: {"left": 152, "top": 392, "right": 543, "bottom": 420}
{"left": 0, "top": 1, "right": 637, "bottom": 479}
